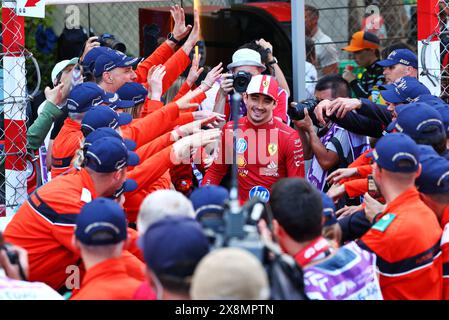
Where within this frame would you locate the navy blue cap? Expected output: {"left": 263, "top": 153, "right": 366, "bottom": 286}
{"left": 320, "top": 192, "right": 337, "bottom": 227}
{"left": 93, "top": 50, "right": 140, "bottom": 78}
{"left": 104, "top": 92, "right": 136, "bottom": 110}
{"left": 116, "top": 82, "right": 148, "bottom": 105}
{"left": 140, "top": 216, "right": 209, "bottom": 278}
{"left": 381, "top": 77, "right": 430, "bottom": 103}
{"left": 377, "top": 49, "right": 418, "bottom": 69}
{"left": 189, "top": 185, "right": 229, "bottom": 219}
{"left": 433, "top": 104, "right": 449, "bottom": 137}
{"left": 368, "top": 133, "right": 420, "bottom": 173}
{"left": 416, "top": 145, "right": 449, "bottom": 194}
{"left": 81, "top": 105, "right": 132, "bottom": 136}
{"left": 84, "top": 127, "right": 136, "bottom": 151}
{"left": 67, "top": 82, "right": 135, "bottom": 112}
{"left": 67, "top": 82, "right": 115, "bottom": 113}
{"left": 110, "top": 179, "right": 138, "bottom": 199}
{"left": 75, "top": 197, "right": 128, "bottom": 245}
{"left": 413, "top": 94, "right": 446, "bottom": 106}
{"left": 395, "top": 103, "right": 446, "bottom": 142}
{"left": 85, "top": 136, "right": 139, "bottom": 173}
{"left": 384, "top": 120, "right": 397, "bottom": 134}
{"left": 81, "top": 46, "right": 113, "bottom": 73}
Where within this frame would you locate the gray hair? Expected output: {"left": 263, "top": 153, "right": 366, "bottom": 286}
{"left": 137, "top": 190, "right": 195, "bottom": 235}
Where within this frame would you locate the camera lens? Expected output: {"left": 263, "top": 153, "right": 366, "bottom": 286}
{"left": 233, "top": 71, "right": 252, "bottom": 93}
{"left": 99, "top": 34, "right": 127, "bottom": 54}
{"left": 288, "top": 99, "right": 321, "bottom": 122}
{"left": 111, "top": 42, "right": 126, "bottom": 53}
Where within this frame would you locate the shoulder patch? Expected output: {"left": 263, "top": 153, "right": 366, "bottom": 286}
{"left": 372, "top": 213, "right": 396, "bottom": 232}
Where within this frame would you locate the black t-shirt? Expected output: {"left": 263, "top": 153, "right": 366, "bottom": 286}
{"left": 50, "top": 107, "right": 68, "bottom": 140}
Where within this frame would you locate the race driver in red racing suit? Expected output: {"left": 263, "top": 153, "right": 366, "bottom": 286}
{"left": 203, "top": 74, "right": 305, "bottom": 203}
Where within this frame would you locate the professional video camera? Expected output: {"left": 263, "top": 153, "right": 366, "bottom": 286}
{"left": 288, "top": 98, "right": 324, "bottom": 126}
{"left": 98, "top": 33, "right": 127, "bottom": 53}
{"left": 228, "top": 71, "right": 252, "bottom": 93}
{"left": 196, "top": 195, "right": 308, "bottom": 300}
{"left": 198, "top": 197, "right": 264, "bottom": 258}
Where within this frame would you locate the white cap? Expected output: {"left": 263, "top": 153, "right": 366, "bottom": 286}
{"left": 51, "top": 57, "right": 79, "bottom": 85}
{"left": 227, "top": 48, "right": 266, "bottom": 71}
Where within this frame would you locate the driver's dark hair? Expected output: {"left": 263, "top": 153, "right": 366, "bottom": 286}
{"left": 270, "top": 178, "right": 323, "bottom": 242}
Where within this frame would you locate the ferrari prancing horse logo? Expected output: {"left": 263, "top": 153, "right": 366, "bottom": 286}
{"left": 268, "top": 143, "right": 278, "bottom": 156}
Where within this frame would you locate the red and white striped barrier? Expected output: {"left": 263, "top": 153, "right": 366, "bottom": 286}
{"left": 1, "top": 0, "right": 27, "bottom": 222}
{"left": 417, "top": 0, "right": 441, "bottom": 96}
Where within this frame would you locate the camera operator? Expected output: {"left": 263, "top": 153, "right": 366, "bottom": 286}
{"left": 0, "top": 232, "right": 62, "bottom": 300}
{"left": 207, "top": 42, "right": 290, "bottom": 124}
{"left": 268, "top": 178, "right": 382, "bottom": 300}
{"left": 203, "top": 75, "right": 305, "bottom": 203}
{"left": 293, "top": 74, "right": 369, "bottom": 192}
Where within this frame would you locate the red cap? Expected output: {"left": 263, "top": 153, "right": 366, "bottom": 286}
{"left": 246, "top": 75, "right": 279, "bottom": 100}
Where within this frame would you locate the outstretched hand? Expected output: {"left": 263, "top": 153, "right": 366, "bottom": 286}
{"left": 186, "top": 54, "right": 204, "bottom": 86}
{"left": 182, "top": 9, "right": 201, "bottom": 54}
{"left": 175, "top": 88, "right": 203, "bottom": 110}
{"left": 170, "top": 5, "right": 192, "bottom": 41}
{"left": 172, "top": 129, "right": 221, "bottom": 163}
{"left": 199, "top": 62, "right": 223, "bottom": 92}
{"left": 148, "top": 65, "right": 166, "bottom": 101}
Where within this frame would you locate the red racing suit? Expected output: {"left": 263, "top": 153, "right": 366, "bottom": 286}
{"left": 203, "top": 116, "right": 305, "bottom": 203}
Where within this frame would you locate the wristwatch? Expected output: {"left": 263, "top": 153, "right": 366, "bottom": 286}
{"left": 267, "top": 57, "right": 278, "bottom": 66}
{"left": 167, "top": 32, "right": 180, "bottom": 44}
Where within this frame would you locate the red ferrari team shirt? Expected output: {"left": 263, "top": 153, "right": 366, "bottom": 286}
{"left": 203, "top": 116, "right": 305, "bottom": 203}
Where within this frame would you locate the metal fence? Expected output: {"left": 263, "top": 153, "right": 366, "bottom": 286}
{"left": 435, "top": 0, "right": 449, "bottom": 101}
{"left": 306, "top": 0, "right": 417, "bottom": 72}
{"left": 1, "top": 1, "right": 29, "bottom": 217}
{"left": 23, "top": 1, "right": 419, "bottom": 91}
